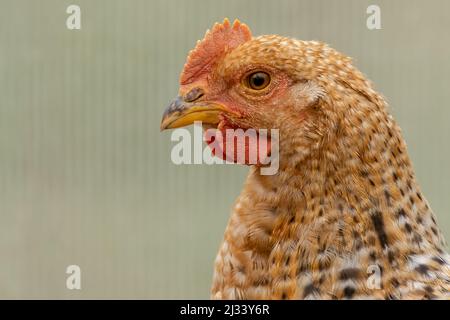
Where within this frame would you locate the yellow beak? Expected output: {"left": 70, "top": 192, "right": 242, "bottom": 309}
{"left": 160, "top": 96, "right": 229, "bottom": 131}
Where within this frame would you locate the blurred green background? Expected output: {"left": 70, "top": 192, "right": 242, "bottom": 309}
{"left": 0, "top": 0, "right": 449, "bottom": 299}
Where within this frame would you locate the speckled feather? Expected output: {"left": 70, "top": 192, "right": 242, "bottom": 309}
{"left": 180, "top": 19, "right": 450, "bottom": 300}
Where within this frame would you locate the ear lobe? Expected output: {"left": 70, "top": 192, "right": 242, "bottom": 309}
{"left": 180, "top": 18, "right": 252, "bottom": 85}
{"left": 292, "top": 81, "right": 326, "bottom": 109}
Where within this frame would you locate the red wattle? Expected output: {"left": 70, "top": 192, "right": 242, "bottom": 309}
{"left": 204, "top": 125, "right": 272, "bottom": 166}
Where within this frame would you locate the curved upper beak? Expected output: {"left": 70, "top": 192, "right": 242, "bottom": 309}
{"left": 160, "top": 96, "right": 230, "bottom": 131}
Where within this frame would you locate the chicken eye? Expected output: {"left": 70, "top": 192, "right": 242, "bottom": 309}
{"left": 247, "top": 72, "right": 270, "bottom": 90}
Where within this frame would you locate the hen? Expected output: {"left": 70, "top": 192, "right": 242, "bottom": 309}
{"left": 160, "top": 19, "right": 450, "bottom": 299}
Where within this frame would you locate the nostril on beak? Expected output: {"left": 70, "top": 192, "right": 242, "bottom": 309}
{"left": 184, "top": 87, "right": 205, "bottom": 102}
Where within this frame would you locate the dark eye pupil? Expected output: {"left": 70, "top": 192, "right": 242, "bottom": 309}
{"left": 252, "top": 74, "right": 265, "bottom": 87}
{"left": 247, "top": 72, "right": 270, "bottom": 90}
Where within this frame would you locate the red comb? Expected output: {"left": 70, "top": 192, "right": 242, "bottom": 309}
{"left": 180, "top": 18, "right": 252, "bottom": 85}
